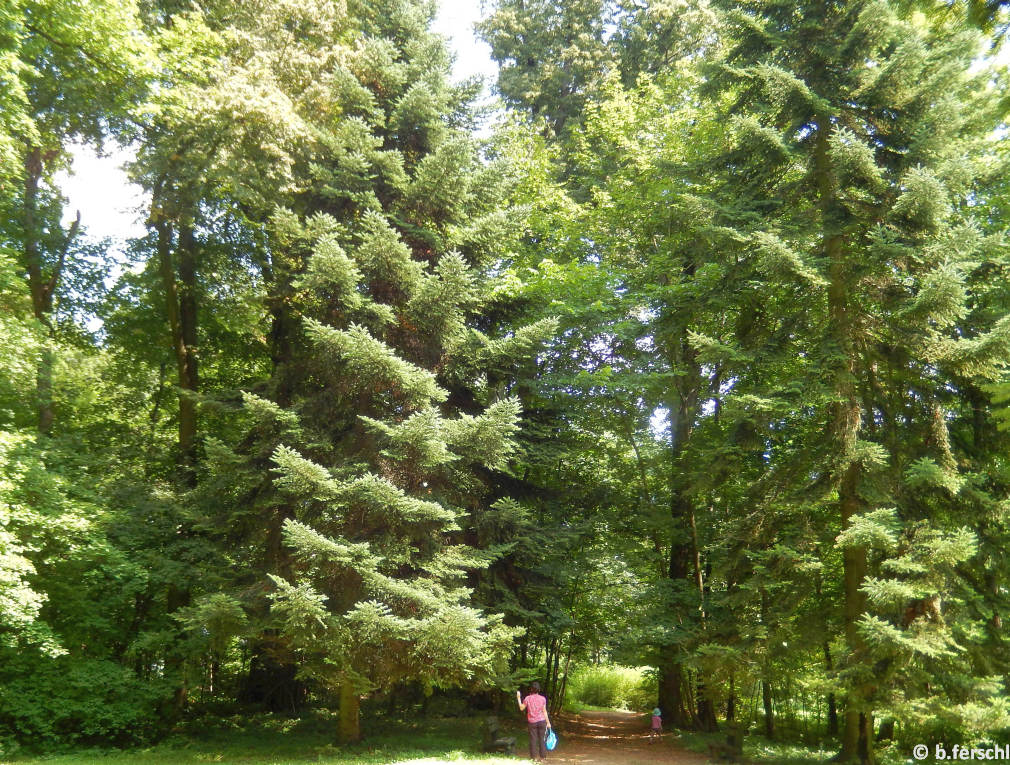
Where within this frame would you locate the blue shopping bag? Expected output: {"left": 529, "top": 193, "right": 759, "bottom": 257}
{"left": 545, "top": 728, "right": 558, "bottom": 751}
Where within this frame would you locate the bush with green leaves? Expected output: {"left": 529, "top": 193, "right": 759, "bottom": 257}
{"left": 565, "top": 665, "right": 655, "bottom": 711}
{"left": 0, "top": 651, "right": 170, "bottom": 747}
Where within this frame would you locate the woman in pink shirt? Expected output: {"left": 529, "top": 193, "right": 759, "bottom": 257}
{"left": 517, "top": 682, "right": 552, "bottom": 762}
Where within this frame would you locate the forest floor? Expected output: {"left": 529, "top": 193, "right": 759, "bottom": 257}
{"left": 546, "top": 710, "right": 713, "bottom": 765}
{"left": 6, "top": 711, "right": 729, "bottom": 765}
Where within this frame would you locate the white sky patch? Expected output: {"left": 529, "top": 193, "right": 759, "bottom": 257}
{"left": 432, "top": 0, "right": 498, "bottom": 87}
{"left": 650, "top": 407, "right": 668, "bottom": 438}
{"left": 56, "top": 142, "right": 146, "bottom": 244}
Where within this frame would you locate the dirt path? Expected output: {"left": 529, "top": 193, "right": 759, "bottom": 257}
{"left": 544, "top": 710, "right": 712, "bottom": 765}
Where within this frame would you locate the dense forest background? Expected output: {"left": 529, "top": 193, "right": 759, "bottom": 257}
{"left": 5, "top": 0, "right": 1010, "bottom": 763}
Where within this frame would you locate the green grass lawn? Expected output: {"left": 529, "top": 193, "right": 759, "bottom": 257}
{"left": 7, "top": 714, "right": 535, "bottom": 765}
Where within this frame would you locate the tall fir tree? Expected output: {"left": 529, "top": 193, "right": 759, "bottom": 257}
{"left": 706, "top": 0, "right": 1010, "bottom": 760}
{"left": 184, "top": 0, "right": 557, "bottom": 740}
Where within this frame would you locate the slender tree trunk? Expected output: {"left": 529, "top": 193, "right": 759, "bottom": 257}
{"left": 690, "top": 509, "right": 704, "bottom": 603}
{"left": 726, "top": 671, "right": 735, "bottom": 724}
{"left": 759, "top": 591, "right": 775, "bottom": 740}
{"left": 155, "top": 216, "right": 199, "bottom": 483}
{"left": 23, "top": 147, "right": 52, "bottom": 432}
{"left": 685, "top": 671, "right": 699, "bottom": 728}
{"left": 691, "top": 510, "right": 716, "bottom": 731}
{"left": 22, "top": 146, "right": 79, "bottom": 434}
{"left": 824, "top": 641, "right": 839, "bottom": 736}
{"left": 659, "top": 400, "right": 700, "bottom": 728}
{"left": 554, "top": 640, "right": 573, "bottom": 717}
{"left": 817, "top": 122, "right": 873, "bottom": 765}
{"left": 152, "top": 212, "right": 201, "bottom": 712}
{"left": 166, "top": 582, "right": 191, "bottom": 714}
{"left": 176, "top": 222, "right": 199, "bottom": 478}
{"left": 550, "top": 640, "right": 562, "bottom": 702}
{"left": 762, "top": 680, "right": 775, "bottom": 739}
{"left": 656, "top": 292, "right": 703, "bottom": 726}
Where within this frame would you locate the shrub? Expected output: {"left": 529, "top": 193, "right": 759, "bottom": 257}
{"left": 565, "top": 665, "right": 656, "bottom": 711}
{"left": 0, "top": 651, "right": 170, "bottom": 747}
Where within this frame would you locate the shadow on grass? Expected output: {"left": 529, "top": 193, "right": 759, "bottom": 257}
{"left": 8, "top": 714, "right": 536, "bottom": 765}
{"left": 674, "top": 728, "right": 841, "bottom": 764}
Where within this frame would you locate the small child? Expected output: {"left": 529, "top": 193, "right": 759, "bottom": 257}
{"left": 650, "top": 707, "right": 662, "bottom": 741}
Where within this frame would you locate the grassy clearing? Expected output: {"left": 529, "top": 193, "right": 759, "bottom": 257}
{"left": 675, "top": 728, "right": 910, "bottom": 765}
{"left": 563, "top": 665, "right": 655, "bottom": 712}
{"left": 7, "top": 715, "right": 535, "bottom": 765}
{"left": 559, "top": 701, "right": 619, "bottom": 714}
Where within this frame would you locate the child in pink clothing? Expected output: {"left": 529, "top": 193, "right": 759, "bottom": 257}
{"left": 650, "top": 707, "right": 662, "bottom": 741}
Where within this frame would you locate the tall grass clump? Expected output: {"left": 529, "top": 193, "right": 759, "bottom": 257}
{"left": 564, "top": 665, "right": 656, "bottom": 711}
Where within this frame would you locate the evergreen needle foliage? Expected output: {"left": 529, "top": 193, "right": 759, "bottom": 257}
{"left": 3, "top": 0, "right": 1010, "bottom": 763}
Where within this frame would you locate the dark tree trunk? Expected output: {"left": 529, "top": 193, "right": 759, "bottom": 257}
{"left": 154, "top": 215, "right": 199, "bottom": 484}
{"left": 839, "top": 460, "right": 871, "bottom": 763}
{"left": 762, "top": 680, "right": 775, "bottom": 739}
{"left": 176, "top": 222, "right": 199, "bottom": 479}
{"left": 817, "top": 122, "right": 873, "bottom": 765}
{"left": 658, "top": 655, "right": 689, "bottom": 728}
{"left": 656, "top": 292, "right": 703, "bottom": 727}
{"left": 240, "top": 644, "right": 307, "bottom": 712}
{"left": 824, "top": 641, "right": 839, "bottom": 736}
{"left": 23, "top": 148, "right": 52, "bottom": 432}
{"left": 165, "top": 583, "right": 191, "bottom": 714}
{"left": 726, "top": 672, "right": 735, "bottom": 724}
{"left": 876, "top": 718, "right": 894, "bottom": 742}
{"left": 696, "top": 682, "right": 718, "bottom": 732}
{"left": 22, "top": 146, "right": 79, "bottom": 434}
{"left": 553, "top": 639, "right": 573, "bottom": 717}
{"left": 236, "top": 244, "right": 309, "bottom": 715}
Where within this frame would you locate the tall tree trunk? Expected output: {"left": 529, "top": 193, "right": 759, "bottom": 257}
{"left": 762, "top": 680, "right": 774, "bottom": 739}
{"left": 690, "top": 509, "right": 717, "bottom": 731}
{"left": 726, "top": 671, "right": 735, "bottom": 724}
{"left": 658, "top": 344, "right": 701, "bottom": 728}
{"left": 659, "top": 524, "right": 693, "bottom": 728}
{"left": 23, "top": 147, "right": 51, "bottom": 432}
{"left": 176, "top": 222, "right": 199, "bottom": 479}
{"left": 817, "top": 123, "right": 873, "bottom": 765}
{"left": 760, "top": 590, "right": 775, "bottom": 739}
{"left": 555, "top": 641, "right": 573, "bottom": 717}
{"left": 152, "top": 212, "right": 201, "bottom": 711}
{"left": 338, "top": 679, "right": 361, "bottom": 744}
{"left": 658, "top": 384, "right": 698, "bottom": 723}
{"left": 238, "top": 249, "right": 308, "bottom": 712}
{"left": 824, "top": 641, "right": 839, "bottom": 736}
{"left": 165, "top": 582, "right": 191, "bottom": 715}
{"left": 154, "top": 215, "right": 199, "bottom": 483}
{"left": 657, "top": 656, "right": 688, "bottom": 728}
{"left": 22, "top": 146, "right": 79, "bottom": 434}
{"left": 548, "top": 638, "right": 562, "bottom": 703}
